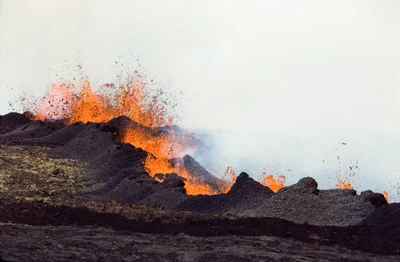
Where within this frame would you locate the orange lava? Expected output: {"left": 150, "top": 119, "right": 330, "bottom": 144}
{"left": 26, "top": 76, "right": 232, "bottom": 195}
{"left": 34, "top": 78, "right": 171, "bottom": 127}
{"left": 334, "top": 178, "right": 353, "bottom": 189}
{"left": 144, "top": 155, "right": 221, "bottom": 195}
{"left": 260, "top": 174, "right": 286, "bottom": 193}
{"left": 382, "top": 190, "right": 391, "bottom": 203}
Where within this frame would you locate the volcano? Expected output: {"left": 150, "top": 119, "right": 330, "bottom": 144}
{"left": 1, "top": 111, "right": 400, "bottom": 261}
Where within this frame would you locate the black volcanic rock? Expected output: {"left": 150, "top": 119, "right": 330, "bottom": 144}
{"left": 238, "top": 177, "right": 384, "bottom": 226}
{"left": 90, "top": 143, "right": 148, "bottom": 181}
{"left": 0, "top": 119, "right": 66, "bottom": 143}
{"left": 96, "top": 171, "right": 190, "bottom": 209}
{"left": 275, "top": 177, "right": 319, "bottom": 195}
{"left": 360, "top": 190, "right": 388, "bottom": 208}
{"left": 360, "top": 203, "right": 400, "bottom": 242}
{"left": 181, "top": 155, "right": 222, "bottom": 190}
{"left": 139, "top": 173, "right": 189, "bottom": 209}
{"left": 224, "top": 172, "right": 275, "bottom": 213}
{"left": 361, "top": 203, "right": 400, "bottom": 225}
{"left": 88, "top": 167, "right": 158, "bottom": 203}
{"left": 176, "top": 194, "right": 227, "bottom": 213}
{"left": 99, "top": 116, "right": 156, "bottom": 138}
{"left": 49, "top": 119, "right": 190, "bottom": 207}
{"left": 176, "top": 172, "right": 274, "bottom": 214}
{"left": 30, "top": 123, "right": 85, "bottom": 146}
{"left": 177, "top": 175, "right": 386, "bottom": 227}
{"left": 228, "top": 172, "right": 274, "bottom": 197}
{"left": 0, "top": 112, "right": 31, "bottom": 134}
{"left": 99, "top": 116, "right": 133, "bottom": 133}
{"left": 158, "top": 173, "right": 186, "bottom": 190}
{"left": 53, "top": 123, "right": 121, "bottom": 162}
{"left": 53, "top": 124, "right": 148, "bottom": 183}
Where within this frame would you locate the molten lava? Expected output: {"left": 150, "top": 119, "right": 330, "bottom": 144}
{"left": 382, "top": 190, "right": 391, "bottom": 203}
{"left": 25, "top": 76, "right": 235, "bottom": 195}
{"left": 260, "top": 173, "right": 285, "bottom": 193}
{"left": 334, "top": 178, "right": 353, "bottom": 189}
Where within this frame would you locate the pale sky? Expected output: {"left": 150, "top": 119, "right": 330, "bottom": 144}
{"left": 1, "top": 0, "right": 399, "bottom": 200}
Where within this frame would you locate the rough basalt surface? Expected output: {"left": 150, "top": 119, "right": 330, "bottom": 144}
{"left": 176, "top": 172, "right": 275, "bottom": 214}
{"left": 177, "top": 175, "right": 385, "bottom": 227}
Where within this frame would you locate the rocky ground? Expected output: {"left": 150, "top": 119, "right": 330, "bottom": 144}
{"left": 0, "top": 112, "right": 400, "bottom": 261}
{"left": 2, "top": 223, "right": 400, "bottom": 262}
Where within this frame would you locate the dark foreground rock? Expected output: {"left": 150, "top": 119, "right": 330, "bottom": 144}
{"left": 2, "top": 222, "right": 400, "bottom": 262}
{"left": 0, "top": 197, "right": 399, "bottom": 258}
